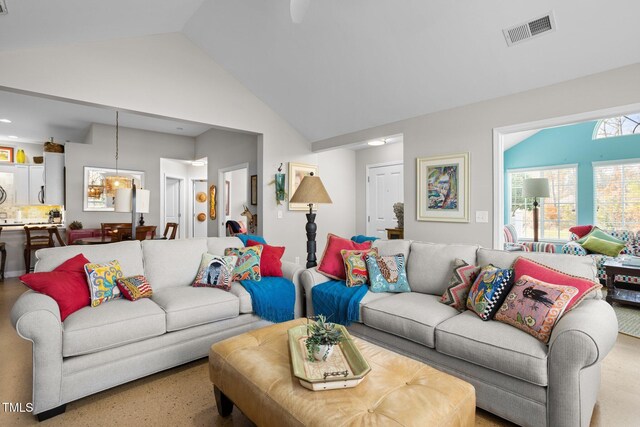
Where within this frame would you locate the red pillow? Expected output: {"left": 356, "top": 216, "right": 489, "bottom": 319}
{"left": 19, "top": 254, "right": 91, "bottom": 321}
{"left": 247, "top": 239, "right": 285, "bottom": 277}
{"left": 569, "top": 225, "right": 593, "bottom": 239}
{"left": 317, "top": 234, "right": 372, "bottom": 280}
{"left": 513, "top": 257, "right": 601, "bottom": 311}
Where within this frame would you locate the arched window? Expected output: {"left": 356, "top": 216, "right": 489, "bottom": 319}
{"left": 594, "top": 113, "right": 640, "bottom": 139}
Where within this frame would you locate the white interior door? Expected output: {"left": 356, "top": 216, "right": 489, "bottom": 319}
{"left": 367, "top": 163, "right": 403, "bottom": 238}
{"left": 192, "top": 180, "right": 208, "bottom": 238}
{"left": 165, "top": 177, "right": 182, "bottom": 237}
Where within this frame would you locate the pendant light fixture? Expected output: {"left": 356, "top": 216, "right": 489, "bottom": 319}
{"left": 105, "top": 111, "right": 131, "bottom": 198}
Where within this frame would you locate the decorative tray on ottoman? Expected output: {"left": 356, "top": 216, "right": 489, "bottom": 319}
{"left": 287, "top": 324, "right": 371, "bottom": 391}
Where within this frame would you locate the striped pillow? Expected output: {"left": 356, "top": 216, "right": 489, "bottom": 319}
{"left": 116, "top": 275, "right": 153, "bottom": 301}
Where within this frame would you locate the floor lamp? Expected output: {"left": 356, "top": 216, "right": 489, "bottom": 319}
{"left": 289, "top": 173, "right": 332, "bottom": 268}
{"left": 114, "top": 183, "right": 150, "bottom": 239}
{"left": 523, "top": 178, "right": 550, "bottom": 243}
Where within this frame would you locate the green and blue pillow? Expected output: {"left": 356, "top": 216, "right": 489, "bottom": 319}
{"left": 365, "top": 253, "right": 411, "bottom": 293}
{"left": 225, "top": 245, "right": 262, "bottom": 281}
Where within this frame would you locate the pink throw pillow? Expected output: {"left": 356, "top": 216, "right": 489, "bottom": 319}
{"left": 569, "top": 225, "right": 594, "bottom": 239}
{"left": 512, "top": 257, "right": 601, "bottom": 311}
{"left": 317, "top": 234, "right": 372, "bottom": 280}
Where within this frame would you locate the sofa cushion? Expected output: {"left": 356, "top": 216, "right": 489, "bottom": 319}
{"left": 207, "top": 236, "right": 244, "bottom": 256}
{"left": 229, "top": 282, "right": 253, "bottom": 314}
{"left": 151, "top": 287, "right": 239, "bottom": 331}
{"left": 62, "top": 298, "right": 166, "bottom": 357}
{"left": 362, "top": 293, "right": 459, "bottom": 347}
{"left": 142, "top": 239, "right": 208, "bottom": 289}
{"left": 407, "top": 242, "right": 479, "bottom": 295}
{"left": 436, "top": 310, "right": 549, "bottom": 386}
{"left": 372, "top": 239, "right": 412, "bottom": 260}
{"left": 355, "top": 291, "right": 394, "bottom": 322}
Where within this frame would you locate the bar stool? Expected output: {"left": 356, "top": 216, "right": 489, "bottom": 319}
{"left": 0, "top": 227, "right": 6, "bottom": 281}
{"left": 24, "top": 226, "right": 66, "bottom": 274}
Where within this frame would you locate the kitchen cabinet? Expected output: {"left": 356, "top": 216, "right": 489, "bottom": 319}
{"left": 44, "top": 152, "right": 64, "bottom": 205}
{"left": 14, "top": 165, "right": 29, "bottom": 205}
{"left": 29, "top": 165, "right": 45, "bottom": 205}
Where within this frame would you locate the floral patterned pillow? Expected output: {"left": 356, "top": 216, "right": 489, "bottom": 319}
{"left": 225, "top": 245, "right": 262, "bottom": 282}
{"left": 341, "top": 248, "right": 378, "bottom": 287}
{"left": 494, "top": 275, "right": 578, "bottom": 344}
{"left": 84, "top": 260, "right": 124, "bottom": 307}
{"left": 365, "top": 253, "right": 411, "bottom": 293}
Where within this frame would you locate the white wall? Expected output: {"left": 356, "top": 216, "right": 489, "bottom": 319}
{"left": 187, "top": 163, "right": 207, "bottom": 238}
{"left": 354, "top": 142, "right": 403, "bottom": 235}
{"left": 223, "top": 168, "right": 247, "bottom": 223}
{"left": 0, "top": 33, "right": 358, "bottom": 261}
{"left": 312, "top": 63, "right": 640, "bottom": 248}
{"left": 65, "top": 123, "right": 195, "bottom": 230}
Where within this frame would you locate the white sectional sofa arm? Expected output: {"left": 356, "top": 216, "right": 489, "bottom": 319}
{"left": 547, "top": 299, "right": 618, "bottom": 427}
{"left": 10, "top": 291, "right": 64, "bottom": 415}
{"left": 300, "top": 268, "right": 330, "bottom": 317}
{"left": 281, "top": 261, "right": 305, "bottom": 318}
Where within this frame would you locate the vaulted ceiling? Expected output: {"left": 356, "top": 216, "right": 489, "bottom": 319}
{"left": 1, "top": 0, "right": 639, "bottom": 142}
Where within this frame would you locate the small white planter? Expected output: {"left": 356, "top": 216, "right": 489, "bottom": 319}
{"left": 313, "top": 344, "right": 334, "bottom": 361}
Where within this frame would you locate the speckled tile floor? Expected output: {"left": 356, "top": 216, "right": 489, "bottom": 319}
{"left": 1, "top": 278, "right": 638, "bottom": 426}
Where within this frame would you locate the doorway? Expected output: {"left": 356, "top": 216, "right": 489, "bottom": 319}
{"left": 366, "top": 162, "right": 403, "bottom": 238}
{"left": 217, "top": 163, "right": 249, "bottom": 236}
{"left": 164, "top": 176, "right": 183, "bottom": 238}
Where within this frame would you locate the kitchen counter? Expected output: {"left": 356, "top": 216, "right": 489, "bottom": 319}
{"left": 0, "top": 223, "right": 65, "bottom": 231}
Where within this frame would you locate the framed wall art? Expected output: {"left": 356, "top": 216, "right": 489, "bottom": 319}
{"left": 250, "top": 174, "right": 257, "bottom": 205}
{"left": 0, "top": 146, "right": 14, "bottom": 163}
{"left": 83, "top": 166, "right": 144, "bottom": 211}
{"left": 416, "top": 152, "right": 469, "bottom": 222}
{"left": 288, "top": 162, "right": 318, "bottom": 211}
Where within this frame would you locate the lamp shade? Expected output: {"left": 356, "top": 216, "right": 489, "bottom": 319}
{"left": 523, "top": 178, "right": 550, "bottom": 198}
{"left": 114, "top": 188, "right": 150, "bottom": 213}
{"left": 289, "top": 175, "right": 333, "bottom": 204}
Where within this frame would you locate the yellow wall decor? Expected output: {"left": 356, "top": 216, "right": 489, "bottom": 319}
{"left": 209, "top": 185, "right": 217, "bottom": 220}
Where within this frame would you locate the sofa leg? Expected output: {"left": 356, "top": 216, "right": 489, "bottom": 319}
{"left": 36, "top": 404, "right": 66, "bottom": 421}
{"left": 214, "top": 386, "right": 233, "bottom": 417}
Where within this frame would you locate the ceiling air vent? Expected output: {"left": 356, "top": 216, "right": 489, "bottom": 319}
{"left": 503, "top": 12, "right": 556, "bottom": 46}
{"left": 0, "top": 1, "right": 7, "bottom": 15}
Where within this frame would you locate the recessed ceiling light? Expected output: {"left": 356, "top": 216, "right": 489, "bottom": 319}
{"left": 367, "top": 139, "right": 386, "bottom": 146}
{"left": 0, "top": 119, "right": 11, "bottom": 124}
{"left": 7, "top": 135, "right": 18, "bottom": 139}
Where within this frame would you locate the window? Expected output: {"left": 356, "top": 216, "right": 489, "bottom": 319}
{"left": 508, "top": 166, "right": 577, "bottom": 240}
{"left": 594, "top": 113, "right": 640, "bottom": 139}
{"left": 594, "top": 161, "right": 640, "bottom": 230}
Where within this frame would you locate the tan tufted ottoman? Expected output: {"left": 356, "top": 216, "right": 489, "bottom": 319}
{"left": 209, "top": 319, "right": 475, "bottom": 426}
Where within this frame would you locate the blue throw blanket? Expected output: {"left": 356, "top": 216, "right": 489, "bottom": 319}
{"left": 312, "top": 280, "right": 368, "bottom": 326}
{"left": 240, "top": 277, "right": 295, "bottom": 323}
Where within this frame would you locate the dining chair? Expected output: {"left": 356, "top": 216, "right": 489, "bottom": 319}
{"left": 163, "top": 222, "right": 178, "bottom": 240}
{"left": 101, "top": 222, "right": 133, "bottom": 240}
{"left": 24, "top": 226, "right": 66, "bottom": 273}
{"left": 111, "top": 225, "right": 157, "bottom": 242}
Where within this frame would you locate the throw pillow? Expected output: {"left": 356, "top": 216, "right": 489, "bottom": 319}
{"left": 365, "top": 253, "right": 411, "bottom": 293}
{"left": 247, "top": 239, "right": 285, "bottom": 277}
{"left": 466, "top": 266, "right": 513, "bottom": 321}
{"left": 84, "top": 260, "right": 125, "bottom": 307}
{"left": 512, "top": 257, "right": 601, "bottom": 311}
{"left": 581, "top": 235, "right": 627, "bottom": 257}
{"left": 569, "top": 225, "right": 593, "bottom": 239}
{"left": 440, "top": 259, "right": 481, "bottom": 311}
{"left": 341, "top": 247, "right": 379, "bottom": 287}
{"left": 237, "top": 234, "right": 267, "bottom": 246}
{"left": 495, "top": 275, "right": 578, "bottom": 344}
{"left": 576, "top": 228, "right": 625, "bottom": 246}
{"left": 317, "top": 233, "right": 372, "bottom": 280}
{"left": 116, "top": 276, "right": 153, "bottom": 301}
{"left": 225, "top": 245, "right": 263, "bottom": 281}
{"left": 351, "top": 235, "right": 379, "bottom": 244}
{"left": 19, "top": 254, "right": 91, "bottom": 321}
{"left": 193, "top": 253, "right": 238, "bottom": 290}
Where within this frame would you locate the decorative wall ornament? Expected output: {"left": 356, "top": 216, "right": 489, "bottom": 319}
{"left": 288, "top": 162, "right": 318, "bottom": 211}
{"left": 251, "top": 175, "right": 258, "bottom": 205}
{"left": 416, "top": 152, "right": 469, "bottom": 222}
{"left": 210, "top": 185, "right": 217, "bottom": 220}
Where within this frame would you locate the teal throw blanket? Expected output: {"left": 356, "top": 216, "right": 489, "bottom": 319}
{"left": 312, "top": 280, "right": 368, "bottom": 326}
{"left": 240, "top": 277, "right": 295, "bottom": 323}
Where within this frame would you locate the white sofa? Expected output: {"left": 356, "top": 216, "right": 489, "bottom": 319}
{"left": 11, "top": 237, "right": 303, "bottom": 421}
{"left": 300, "top": 240, "right": 618, "bottom": 427}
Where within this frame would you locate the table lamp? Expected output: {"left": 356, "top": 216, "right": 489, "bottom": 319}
{"left": 289, "top": 173, "right": 332, "bottom": 268}
{"left": 523, "top": 178, "right": 550, "bottom": 242}
{"left": 114, "top": 183, "right": 150, "bottom": 239}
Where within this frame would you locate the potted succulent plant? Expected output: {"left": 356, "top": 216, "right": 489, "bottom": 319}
{"left": 305, "top": 315, "right": 344, "bottom": 362}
